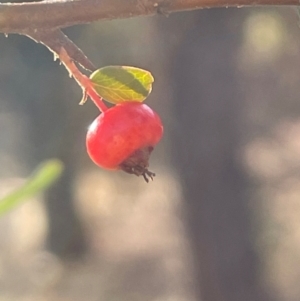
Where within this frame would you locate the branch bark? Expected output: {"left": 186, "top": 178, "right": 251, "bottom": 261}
{"left": 0, "top": 0, "right": 298, "bottom": 34}
{"left": 28, "top": 29, "right": 95, "bottom": 71}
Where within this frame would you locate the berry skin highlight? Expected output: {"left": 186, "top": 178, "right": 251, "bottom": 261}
{"left": 86, "top": 102, "right": 163, "bottom": 182}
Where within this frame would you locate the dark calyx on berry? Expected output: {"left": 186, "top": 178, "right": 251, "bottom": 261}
{"left": 119, "top": 146, "right": 155, "bottom": 183}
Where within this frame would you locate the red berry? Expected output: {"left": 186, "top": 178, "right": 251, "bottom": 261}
{"left": 86, "top": 102, "right": 163, "bottom": 182}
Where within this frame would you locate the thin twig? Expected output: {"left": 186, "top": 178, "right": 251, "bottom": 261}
{"left": 27, "top": 29, "right": 95, "bottom": 71}
{"left": 28, "top": 29, "right": 107, "bottom": 111}
{"left": 0, "top": 0, "right": 298, "bottom": 34}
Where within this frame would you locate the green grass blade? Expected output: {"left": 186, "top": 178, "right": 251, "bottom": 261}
{"left": 0, "top": 159, "right": 64, "bottom": 216}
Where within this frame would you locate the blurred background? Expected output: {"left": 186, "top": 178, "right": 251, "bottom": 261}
{"left": 0, "top": 5, "right": 300, "bottom": 301}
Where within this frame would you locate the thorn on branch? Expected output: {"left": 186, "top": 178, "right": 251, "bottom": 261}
{"left": 25, "top": 28, "right": 100, "bottom": 106}
{"left": 27, "top": 29, "right": 95, "bottom": 71}
{"left": 153, "top": 1, "right": 169, "bottom": 16}
{"left": 79, "top": 90, "right": 88, "bottom": 105}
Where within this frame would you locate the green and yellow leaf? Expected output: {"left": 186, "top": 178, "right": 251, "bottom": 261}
{"left": 90, "top": 66, "right": 154, "bottom": 104}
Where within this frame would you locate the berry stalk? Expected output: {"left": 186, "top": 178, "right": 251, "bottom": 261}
{"left": 58, "top": 47, "right": 107, "bottom": 112}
